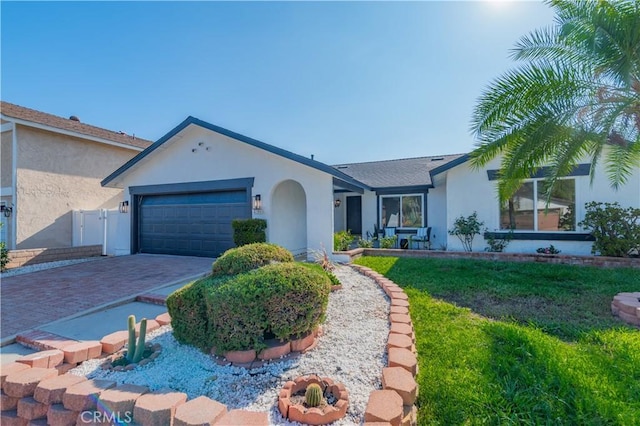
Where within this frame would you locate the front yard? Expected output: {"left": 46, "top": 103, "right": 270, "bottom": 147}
{"left": 354, "top": 257, "right": 640, "bottom": 425}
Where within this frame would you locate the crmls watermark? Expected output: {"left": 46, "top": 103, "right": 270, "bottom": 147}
{"left": 79, "top": 411, "right": 133, "bottom": 424}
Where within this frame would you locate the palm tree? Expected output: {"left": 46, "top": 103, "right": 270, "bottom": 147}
{"left": 470, "top": 0, "right": 640, "bottom": 202}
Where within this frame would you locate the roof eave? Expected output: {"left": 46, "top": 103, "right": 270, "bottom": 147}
{"left": 102, "top": 116, "right": 372, "bottom": 191}
{"left": 1, "top": 114, "right": 147, "bottom": 153}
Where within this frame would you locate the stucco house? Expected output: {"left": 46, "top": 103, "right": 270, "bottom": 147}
{"left": 0, "top": 101, "right": 152, "bottom": 250}
{"left": 102, "top": 115, "right": 639, "bottom": 259}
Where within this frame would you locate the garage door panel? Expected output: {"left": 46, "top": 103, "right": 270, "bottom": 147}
{"left": 139, "top": 190, "right": 250, "bottom": 257}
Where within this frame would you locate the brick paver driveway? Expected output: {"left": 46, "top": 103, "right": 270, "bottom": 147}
{"left": 1, "top": 254, "right": 214, "bottom": 341}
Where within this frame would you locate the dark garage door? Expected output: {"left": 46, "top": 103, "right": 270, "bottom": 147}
{"left": 139, "top": 190, "right": 250, "bottom": 257}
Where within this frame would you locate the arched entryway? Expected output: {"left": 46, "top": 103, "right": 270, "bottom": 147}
{"left": 270, "top": 180, "right": 307, "bottom": 256}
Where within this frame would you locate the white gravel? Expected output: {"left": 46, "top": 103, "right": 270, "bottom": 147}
{"left": 71, "top": 265, "right": 390, "bottom": 425}
{"left": 1, "top": 257, "right": 102, "bottom": 278}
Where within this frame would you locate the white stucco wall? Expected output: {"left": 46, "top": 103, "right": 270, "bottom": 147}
{"left": 442, "top": 153, "right": 640, "bottom": 254}
{"left": 426, "top": 183, "right": 447, "bottom": 250}
{"left": 116, "top": 124, "right": 336, "bottom": 258}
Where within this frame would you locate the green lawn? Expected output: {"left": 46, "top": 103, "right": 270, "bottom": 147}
{"left": 354, "top": 257, "right": 640, "bottom": 425}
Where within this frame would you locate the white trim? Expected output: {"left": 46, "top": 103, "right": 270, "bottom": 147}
{"left": 0, "top": 116, "right": 146, "bottom": 152}
{"left": 1, "top": 123, "right": 12, "bottom": 133}
{"left": 0, "top": 187, "right": 13, "bottom": 196}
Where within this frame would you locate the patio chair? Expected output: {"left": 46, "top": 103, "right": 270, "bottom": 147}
{"left": 410, "top": 227, "right": 431, "bottom": 250}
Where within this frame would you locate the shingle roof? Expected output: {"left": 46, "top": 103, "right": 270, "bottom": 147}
{"left": 1, "top": 101, "right": 152, "bottom": 149}
{"left": 333, "top": 154, "right": 466, "bottom": 189}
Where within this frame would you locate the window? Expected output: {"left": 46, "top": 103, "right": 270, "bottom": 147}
{"left": 500, "top": 179, "right": 575, "bottom": 231}
{"left": 381, "top": 194, "right": 423, "bottom": 228}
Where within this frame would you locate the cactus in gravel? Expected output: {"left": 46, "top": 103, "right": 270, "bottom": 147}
{"left": 126, "top": 315, "right": 136, "bottom": 363}
{"left": 126, "top": 315, "right": 148, "bottom": 364}
{"left": 132, "top": 318, "right": 147, "bottom": 363}
{"left": 305, "top": 383, "right": 323, "bottom": 407}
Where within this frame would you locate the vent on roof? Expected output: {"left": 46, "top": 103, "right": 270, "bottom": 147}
{"left": 337, "top": 166, "right": 349, "bottom": 169}
{"left": 430, "top": 157, "right": 445, "bottom": 161}
{"left": 69, "top": 115, "right": 80, "bottom": 122}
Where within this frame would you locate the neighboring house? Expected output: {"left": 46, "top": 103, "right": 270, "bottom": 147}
{"left": 0, "top": 101, "right": 152, "bottom": 250}
{"left": 101, "top": 115, "right": 639, "bottom": 259}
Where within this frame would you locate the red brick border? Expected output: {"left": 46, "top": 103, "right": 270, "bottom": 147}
{"left": 6, "top": 245, "right": 102, "bottom": 269}
{"left": 338, "top": 248, "right": 640, "bottom": 269}
{"left": 350, "top": 264, "right": 419, "bottom": 426}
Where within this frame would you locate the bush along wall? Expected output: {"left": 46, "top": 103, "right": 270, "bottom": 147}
{"left": 232, "top": 218, "right": 267, "bottom": 247}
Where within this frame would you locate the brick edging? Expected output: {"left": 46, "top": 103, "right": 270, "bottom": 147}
{"left": 5, "top": 312, "right": 268, "bottom": 425}
{"left": 354, "top": 248, "right": 640, "bottom": 269}
{"left": 350, "top": 263, "right": 419, "bottom": 426}
{"left": 6, "top": 245, "right": 102, "bottom": 269}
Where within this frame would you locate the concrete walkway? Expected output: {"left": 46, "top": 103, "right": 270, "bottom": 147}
{"left": 0, "top": 254, "right": 213, "bottom": 343}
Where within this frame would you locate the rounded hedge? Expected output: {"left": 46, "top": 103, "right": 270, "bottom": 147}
{"left": 166, "top": 275, "right": 229, "bottom": 351}
{"left": 212, "top": 243, "right": 294, "bottom": 276}
{"left": 205, "top": 262, "right": 331, "bottom": 353}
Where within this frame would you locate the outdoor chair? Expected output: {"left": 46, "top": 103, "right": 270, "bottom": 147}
{"left": 410, "top": 226, "right": 431, "bottom": 250}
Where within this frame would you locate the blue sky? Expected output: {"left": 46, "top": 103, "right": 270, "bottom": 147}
{"left": 1, "top": 1, "right": 555, "bottom": 165}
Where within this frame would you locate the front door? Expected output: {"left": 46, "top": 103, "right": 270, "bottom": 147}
{"left": 346, "top": 196, "right": 362, "bottom": 235}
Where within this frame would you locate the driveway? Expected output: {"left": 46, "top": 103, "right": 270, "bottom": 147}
{"left": 0, "top": 254, "right": 214, "bottom": 342}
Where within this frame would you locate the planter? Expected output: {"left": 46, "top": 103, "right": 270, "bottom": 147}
{"left": 278, "top": 375, "right": 348, "bottom": 425}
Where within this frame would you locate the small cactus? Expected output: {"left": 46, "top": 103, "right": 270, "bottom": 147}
{"left": 126, "top": 315, "right": 148, "bottom": 364}
{"left": 305, "top": 383, "right": 323, "bottom": 407}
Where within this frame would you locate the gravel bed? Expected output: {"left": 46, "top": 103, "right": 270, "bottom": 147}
{"left": 0, "top": 257, "right": 102, "bottom": 278}
{"left": 71, "top": 265, "right": 390, "bottom": 425}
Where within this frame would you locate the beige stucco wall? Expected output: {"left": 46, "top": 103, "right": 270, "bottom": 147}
{"left": 1, "top": 129, "right": 13, "bottom": 189}
{"left": 15, "top": 125, "right": 140, "bottom": 249}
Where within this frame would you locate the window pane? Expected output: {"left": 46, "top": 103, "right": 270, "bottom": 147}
{"left": 538, "top": 180, "right": 575, "bottom": 231}
{"left": 402, "top": 196, "right": 422, "bottom": 227}
{"left": 500, "top": 182, "right": 534, "bottom": 230}
{"left": 382, "top": 197, "right": 400, "bottom": 227}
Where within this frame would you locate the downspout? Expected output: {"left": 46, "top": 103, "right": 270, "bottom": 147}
{"left": 102, "top": 209, "right": 108, "bottom": 256}
{"left": 11, "top": 122, "right": 17, "bottom": 250}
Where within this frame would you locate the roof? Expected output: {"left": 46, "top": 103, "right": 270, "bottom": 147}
{"left": 1, "top": 101, "right": 152, "bottom": 150}
{"left": 333, "top": 154, "right": 467, "bottom": 190}
{"left": 101, "top": 116, "right": 371, "bottom": 190}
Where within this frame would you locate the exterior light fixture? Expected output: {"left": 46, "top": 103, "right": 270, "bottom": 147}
{"left": 334, "top": 199, "right": 341, "bottom": 208}
{"left": 1, "top": 205, "right": 12, "bottom": 217}
{"left": 253, "top": 194, "right": 262, "bottom": 210}
{"left": 119, "top": 201, "right": 129, "bottom": 213}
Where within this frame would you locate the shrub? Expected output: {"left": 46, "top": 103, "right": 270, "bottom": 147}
{"left": 232, "top": 219, "right": 267, "bottom": 246}
{"left": 380, "top": 235, "right": 397, "bottom": 249}
{"left": 166, "top": 276, "right": 230, "bottom": 351}
{"left": 333, "top": 230, "right": 354, "bottom": 251}
{"left": 212, "top": 243, "right": 294, "bottom": 276}
{"left": 579, "top": 201, "right": 640, "bottom": 257}
{"left": 449, "top": 212, "right": 484, "bottom": 252}
{"left": 358, "top": 238, "right": 374, "bottom": 248}
{"left": 300, "top": 262, "right": 341, "bottom": 287}
{"left": 205, "top": 263, "right": 331, "bottom": 352}
{"left": 484, "top": 230, "right": 512, "bottom": 253}
{"left": 0, "top": 223, "right": 8, "bottom": 272}
{"left": 536, "top": 245, "right": 561, "bottom": 255}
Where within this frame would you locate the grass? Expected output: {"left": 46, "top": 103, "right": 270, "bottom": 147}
{"left": 354, "top": 256, "right": 640, "bottom": 425}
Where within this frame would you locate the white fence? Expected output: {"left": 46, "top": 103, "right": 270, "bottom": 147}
{"left": 72, "top": 209, "right": 129, "bottom": 256}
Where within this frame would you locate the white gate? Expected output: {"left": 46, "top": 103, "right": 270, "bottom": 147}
{"left": 73, "top": 209, "right": 127, "bottom": 255}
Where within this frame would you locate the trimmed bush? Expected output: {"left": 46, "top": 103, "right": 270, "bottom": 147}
{"left": 232, "top": 218, "right": 267, "bottom": 246}
{"left": 205, "top": 262, "right": 331, "bottom": 352}
{"left": 259, "top": 263, "right": 331, "bottom": 340}
{"left": 166, "top": 276, "right": 230, "bottom": 351}
{"left": 212, "top": 243, "right": 294, "bottom": 276}
{"left": 300, "top": 262, "right": 341, "bottom": 287}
